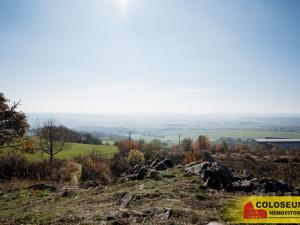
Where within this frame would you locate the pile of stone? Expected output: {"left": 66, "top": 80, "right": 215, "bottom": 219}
{"left": 125, "top": 159, "right": 174, "bottom": 180}
{"left": 186, "top": 161, "right": 234, "bottom": 190}
{"left": 185, "top": 161, "right": 300, "bottom": 195}
{"left": 79, "top": 180, "right": 102, "bottom": 189}
{"left": 231, "top": 177, "right": 298, "bottom": 195}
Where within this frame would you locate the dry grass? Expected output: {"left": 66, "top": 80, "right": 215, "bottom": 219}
{"left": 0, "top": 168, "right": 233, "bottom": 225}
{"left": 1, "top": 150, "right": 298, "bottom": 225}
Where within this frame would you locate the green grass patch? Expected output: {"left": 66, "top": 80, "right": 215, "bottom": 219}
{"left": 26, "top": 142, "right": 118, "bottom": 161}
{"left": 161, "top": 172, "right": 176, "bottom": 178}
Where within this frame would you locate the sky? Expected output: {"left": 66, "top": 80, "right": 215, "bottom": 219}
{"left": 1, "top": 0, "right": 300, "bottom": 114}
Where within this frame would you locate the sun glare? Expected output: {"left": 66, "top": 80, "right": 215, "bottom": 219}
{"left": 117, "top": 0, "right": 129, "bottom": 9}
{"left": 116, "top": 0, "right": 132, "bottom": 17}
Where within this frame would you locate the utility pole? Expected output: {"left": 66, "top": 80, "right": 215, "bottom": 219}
{"left": 178, "top": 134, "right": 181, "bottom": 150}
{"left": 128, "top": 132, "right": 132, "bottom": 141}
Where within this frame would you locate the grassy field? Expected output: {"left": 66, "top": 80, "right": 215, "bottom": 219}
{"left": 158, "top": 129, "right": 300, "bottom": 142}
{"left": 26, "top": 143, "right": 118, "bottom": 161}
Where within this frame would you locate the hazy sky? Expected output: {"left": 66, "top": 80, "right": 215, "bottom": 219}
{"left": 1, "top": 0, "right": 300, "bottom": 114}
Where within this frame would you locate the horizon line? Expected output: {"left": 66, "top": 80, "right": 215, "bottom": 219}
{"left": 25, "top": 112, "right": 300, "bottom": 117}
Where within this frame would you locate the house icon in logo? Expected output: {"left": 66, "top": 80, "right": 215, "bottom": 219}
{"left": 244, "top": 202, "right": 267, "bottom": 219}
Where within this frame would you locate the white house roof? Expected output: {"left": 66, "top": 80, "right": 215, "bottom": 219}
{"left": 255, "top": 138, "right": 300, "bottom": 143}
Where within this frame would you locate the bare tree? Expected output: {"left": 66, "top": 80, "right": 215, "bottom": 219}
{"left": 37, "top": 119, "right": 71, "bottom": 163}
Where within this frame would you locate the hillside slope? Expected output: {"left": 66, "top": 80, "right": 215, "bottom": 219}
{"left": 0, "top": 167, "right": 231, "bottom": 225}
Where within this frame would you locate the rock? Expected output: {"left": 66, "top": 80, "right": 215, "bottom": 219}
{"left": 60, "top": 188, "right": 75, "bottom": 197}
{"left": 201, "top": 151, "right": 214, "bottom": 162}
{"left": 154, "top": 162, "right": 167, "bottom": 171}
{"left": 200, "top": 162, "right": 234, "bottom": 189}
{"left": 131, "top": 211, "right": 147, "bottom": 218}
{"left": 231, "top": 180, "right": 256, "bottom": 192}
{"left": 259, "top": 178, "right": 293, "bottom": 193}
{"left": 151, "top": 159, "right": 159, "bottom": 168}
{"left": 136, "top": 167, "right": 148, "bottom": 180}
{"left": 227, "top": 174, "right": 296, "bottom": 194}
{"left": 185, "top": 164, "right": 201, "bottom": 175}
{"left": 207, "top": 222, "right": 224, "bottom": 225}
{"left": 152, "top": 159, "right": 174, "bottom": 170}
{"left": 162, "top": 159, "right": 173, "bottom": 168}
{"left": 185, "top": 161, "right": 297, "bottom": 195}
{"left": 139, "top": 184, "right": 144, "bottom": 191}
{"left": 176, "top": 164, "right": 183, "bottom": 169}
{"left": 201, "top": 162, "right": 213, "bottom": 170}
{"left": 185, "top": 162, "right": 213, "bottom": 176}
{"left": 27, "top": 184, "right": 56, "bottom": 192}
{"left": 242, "top": 169, "right": 254, "bottom": 180}
{"left": 80, "top": 181, "right": 100, "bottom": 189}
{"left": 158, "top": 207, "right": 172, "bottom": 220}
{"left": 128, "top": 167, "right": 147, "bottom": 180}
{"left": 133, "top": 165, "right": 141, "bottom": 172}
{"left": 120, "top": 193, "right": 132, "bottom": 208}
{"left": 186, "top": 161, "right": 201, "bottom": 168}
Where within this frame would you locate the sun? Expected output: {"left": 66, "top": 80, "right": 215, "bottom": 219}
{"left": 117, "top": 0, "right": 129, "bottom": 9}
{"left": 116, "top": 0, "right": 132, "bottom": 17}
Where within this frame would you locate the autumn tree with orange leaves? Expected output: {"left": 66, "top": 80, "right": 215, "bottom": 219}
{"left": 194, "top": 135, "right": 211, "bottom": 151}
{"left": 117, "top": 140, "right": 139, "bottom": 157}
{"left": 184, "top": 135, "right": 212, "bottom": 163}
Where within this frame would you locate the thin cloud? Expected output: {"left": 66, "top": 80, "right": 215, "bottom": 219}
{"left": 67, "top": 84, "right": 222, "bottom": 99}
{"left": 146, "top": 87, "right": 222, "bottom": 97}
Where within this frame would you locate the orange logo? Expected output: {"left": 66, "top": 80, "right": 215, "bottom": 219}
{"left": 243, "top": 202, "right": 267, "bottom": 219}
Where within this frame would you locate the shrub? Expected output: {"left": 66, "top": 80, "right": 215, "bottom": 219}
{"left": 0, "top": 152, "right": 77, "bottom": 181}
{"left": 157, "top": 149, "right": 186, "bottom": 165}
{"left": 21, "top": 138, "right": 38, "bottom": 154}
{"left": 184, "top": 150, "right": 213, "bottom": 163}
{"left": 140, "top": 139, "right": 165, "bottom": 160}
{"left": 110, "top": 153, "right": 129, "bottom": 177}
{"left": 194, "top": 135, "right": 211, "bottom": 151}
{"left": 181, "top": 138, "right": 193, "bottom": 152}
{"left": 184, "top": 149, "right": 202, "bottom": 163}
{"left": 128, "top": 149, "right": 145, "bottom": 167}
{"left": 117, "top": 140, "right": 139, "bottom": 157}
{"left": 75, "top": 152, "right": 111, "bottom": 184}
{"left": 216, "top": 141, "right": 228, "bottom": 153}
{"left": 142, "top": 146, "right": 158, "bottom": 161}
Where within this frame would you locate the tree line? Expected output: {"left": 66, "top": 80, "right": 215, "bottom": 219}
{"left": 0, "top": 92, "right": 103, "bottom": 163}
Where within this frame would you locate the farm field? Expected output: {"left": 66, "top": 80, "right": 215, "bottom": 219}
{"left": 26, "top": 143, "right": 118, "bottom": 161}
{"left": 177, "top": 129, "right": 300, "bottom": 140}
{"left": 133, "top": 129, "right": 300, "bottom": 143}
